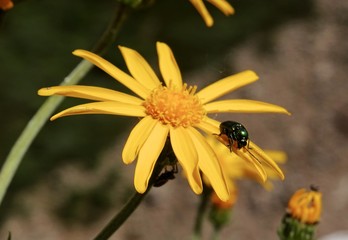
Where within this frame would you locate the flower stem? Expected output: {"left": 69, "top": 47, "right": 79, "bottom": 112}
{"left": 192, "top": 186, "right": 212, "bottom": 239}
{"left": 93, "top": 191, "right": 146, "bottom": 240}
{"left": 93, "top": 140, "right": 172, "bottom": 240}
{"left": 0, "top": 3, "right": 130, "bottom": 206}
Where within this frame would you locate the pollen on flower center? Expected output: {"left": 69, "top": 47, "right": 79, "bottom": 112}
{"left": 143, "top": 84, "right": 206, "bottom": 127}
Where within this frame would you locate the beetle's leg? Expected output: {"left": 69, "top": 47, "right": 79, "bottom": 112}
{"left": 228, "top": 136, "right": 233, "bottom": 152}
{"left": 247, "top": 139, "right": 253, "bottom": 150}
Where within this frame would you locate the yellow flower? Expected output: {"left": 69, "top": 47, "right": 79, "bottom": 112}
{"left": 210, "top": 134, "right": 286, "bottom": 185}
{"left": 287, "top": 187, "right": 322, "bottom": 224}
{"left": 38, "top": 42, "right": 289, "bottom": 201}
{"left": 189, "top": 0, "right": 234, "bottom": 27}
{"left": 0, "top": 0, "right": 13, "bottom": 11}
{"left": 205, "top": 135, "right": 286, "bottom": 205}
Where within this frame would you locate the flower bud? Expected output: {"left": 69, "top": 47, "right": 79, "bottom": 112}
{"left": 287, "top": 186, "right": 322, "bottom": 224}
{"left": 208, "top": 187, "right": 237, "bottom": 230}
{"left": 278, "top": 186, "right": 322, "bottom": 240}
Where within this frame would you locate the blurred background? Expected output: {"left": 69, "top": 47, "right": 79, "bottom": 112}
{"left": 1, "top": 0, "right": 348, "bottom": 239}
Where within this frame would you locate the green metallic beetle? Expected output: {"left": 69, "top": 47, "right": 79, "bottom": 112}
{"left": 218, "top": 121, "right": 249, "bottom": 151}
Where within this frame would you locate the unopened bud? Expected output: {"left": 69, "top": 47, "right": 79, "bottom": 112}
{"left": 278, "top": 186, "right": 322, "bottom": 240}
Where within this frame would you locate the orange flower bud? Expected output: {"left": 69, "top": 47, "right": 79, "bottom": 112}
{"left": 287, "top": 186, "right": 322, "bottom": 224}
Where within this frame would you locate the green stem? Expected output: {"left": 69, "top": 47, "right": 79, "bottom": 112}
{"left": 192, "top": 186, "right": 212, "bottom": 240}
{"left": 93, "top": 191, "right": 146, "bottom": 240}
{"left": 0, "top": 3, "right": 130, "bottom": 206}
{"left": 93, "top": 140, "right": 172, "bottom": 240}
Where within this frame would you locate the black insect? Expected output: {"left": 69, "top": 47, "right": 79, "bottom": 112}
{"left": 219, "top": 121, "right": 249, "bottom": 151}
{"left": 153, "top": 164, "right": 178, "bottom": 187}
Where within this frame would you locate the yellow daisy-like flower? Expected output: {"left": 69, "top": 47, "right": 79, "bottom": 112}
{"left": 189, "top": 0, "right": 234, "bottom": 27}
{"left": 287, "top": 187, "right": 322, "bottom": 224}
{"left": 38, "top": 42, "right": 289, "bottom": 201}
{"left": 0, "top": 0, "right": 13, "bottom": 11}
{"left": 205, "top": 135, "right": 286, "bottom": 205}
{"left": 208, "top": 135, "right": 287, "bottom": 188}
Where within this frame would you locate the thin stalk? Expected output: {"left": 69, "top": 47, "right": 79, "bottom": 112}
{"left": 192, "top": 186, "right": 212, "bottom": 239}
{"left": 93, "top": 191, "right": 147, "bottom": 240}
{"left": 0, "top": 3, "right": 130, "bottom": 206}
{"left": 93, "top": 140, "right": 172, "bottom": 240}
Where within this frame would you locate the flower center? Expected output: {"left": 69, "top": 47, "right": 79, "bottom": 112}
{"left": 143, "top": 84, "right": 206, "bottom": 128}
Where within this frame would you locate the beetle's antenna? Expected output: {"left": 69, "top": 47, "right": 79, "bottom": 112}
{"left": 244, "top": 141, "right": 261, "bottom": 164}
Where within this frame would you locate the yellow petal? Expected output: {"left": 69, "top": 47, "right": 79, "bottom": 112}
{"left": 234, "top": 148, "right": 267, "bottom": 182}
{"left": 38, "top": 85, "right": 143, "bottom": 105}
{"left": 204, "top": 99, "right": 291, "bottom": 115}
{"left": 312, "top": 193, "right": 322, "bottom": 222}
{"left": 135, "top": 122, "right": 169, "bottom": 193}
{"left": 196, "top": 116, "right": 220, "bottom": 135}
{"left": 207, "top": 0, "right": 234, "bottom": 15}
{"left": 197, "top": 70, "right": 259, "bottom": 104}
{"left": 265, "top": 150, "right": 287, "bottom": 164}
{"left": 189, "top": 0, "right": 214, "bottom": 27}
{"left": 118, "top": 46, "right": 161, "bottom": 90}
{"left": 50, "top": 101, "right": 146, "bottom": 120}
{"left": 262, "top": 151, "right": 286, "bottom": 180}
{"left": 248, "top": 141, "right": 285, "bottom": 180}
{"left": 122, "top": 116, "right": 157, "bottom": 164}
{"left": 170, "top": 126, "right": 202, "bottom": 194}
{"left": 187, "top": 127, "right": 229, "bottom": 201}
{"left": 289, "top": 189, "right": 306, "bottom": 208}
{"left": 156, "top": 42, "right": 183, "bottom": 89}
{"left": 73, "top": 49, "right": 150, "bottom": 99}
